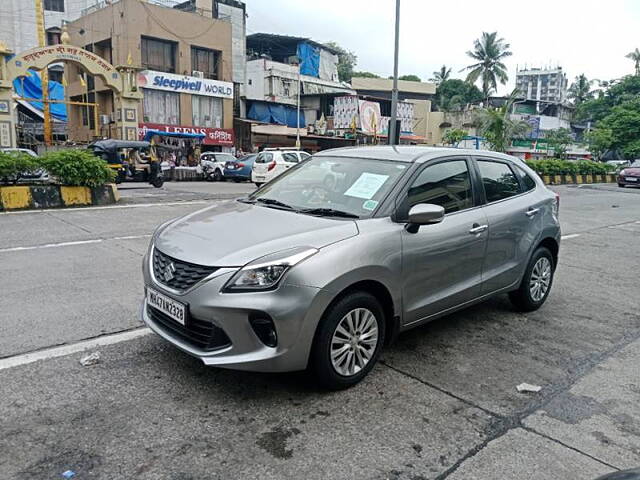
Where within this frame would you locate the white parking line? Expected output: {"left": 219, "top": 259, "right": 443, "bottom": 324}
{"left": 0, "top": 200, "right": 209, "bottom": 215}
{"left": 0, "top": 328, "right": 151, "bottom": 371}
{"left": 561, "top": 234, "right": 581, "bottom": 240}
{"left": 0, "top": 234, "right": 151, "bottom": 253}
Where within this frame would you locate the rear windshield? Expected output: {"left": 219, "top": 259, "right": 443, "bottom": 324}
{"left": 255, "top": 152, "right": 274, "bottom": 163}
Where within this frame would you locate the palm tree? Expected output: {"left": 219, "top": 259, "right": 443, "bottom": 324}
{"left": 462, "top": 32, "right": 512, "bottom": 104}
{"left": 476, "top": 90, "right": 531, "bottom": 152}
{"left": 626, "top": 48, "right": 640, "bottom": 75}
{"left": 568, "top": 74, "right": 595, "bottom": 105}
{"left": 429, "top": 65, "right": 451, "bottom": 85}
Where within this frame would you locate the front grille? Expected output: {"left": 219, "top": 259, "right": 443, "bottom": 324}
{"left": 153, "top": 248, "right": 218, "bottom": 291}
{"left": 147, "top": 306, "right": 231, "bottom": 351}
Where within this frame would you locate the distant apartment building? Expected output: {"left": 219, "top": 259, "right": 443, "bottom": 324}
{"left": 515, "top": 67, "right": 568, "bottom": 104}
{"left": 66, "top": 0, "right": 239, "bottom": 150}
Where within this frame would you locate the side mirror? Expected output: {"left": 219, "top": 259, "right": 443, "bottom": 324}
{"left": 405, "top": 203, "right": 445, "bottom": 233}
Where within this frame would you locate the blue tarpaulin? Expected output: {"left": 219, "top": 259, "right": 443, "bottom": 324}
{"left": 296, "top": 42, "right": 319, "bottom": 78}
{"left": 13, "top": 70, "right": 67, "bottom": 122}
{"left": 247, "top": 101, "right": 305, "bottom": 128}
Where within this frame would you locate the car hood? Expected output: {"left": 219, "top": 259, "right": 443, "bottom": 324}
{"left": 154, "top": 200, "right": 359, "bottom": 266}
{"left": 621, "top": 167, "right": 640, "bottom": 175}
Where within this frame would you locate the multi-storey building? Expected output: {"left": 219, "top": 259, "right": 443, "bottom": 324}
{"left": 66, "top": 0, "right": 238, "bottom": 150}
{"left": 515, "top": 67, "right": 568, "bottom": 104}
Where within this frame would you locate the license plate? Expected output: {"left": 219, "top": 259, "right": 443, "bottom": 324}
{"left": 625, "top": 177, "right": 638, "bottom": 182}
{"left": 255, "top": 176, "right": 265, "bottom": 181}
{"left": 147, "top": 288, "right": 186, "bottom": 325}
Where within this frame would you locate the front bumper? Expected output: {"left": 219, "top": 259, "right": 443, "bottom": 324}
{"left": 141, "top": 258, "right": 333, "bottom": 372}
{"left": 618, "top": 175, "right": 640, "bottom": 186}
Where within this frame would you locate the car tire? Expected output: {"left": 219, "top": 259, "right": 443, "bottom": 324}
{"left": 618, "top": 184, "right": 625, "bottom": 188}
{"left": 255, "top": 182, "right": 263, "bottom": 188}
{"left": 311, "top": 291, "right": 386, "bottom": 390}
{"left": 213, "top": 170, "right": 223, "bottom": 182}
{"left": 509, "top": 246, "right": 555, "bottom": 312}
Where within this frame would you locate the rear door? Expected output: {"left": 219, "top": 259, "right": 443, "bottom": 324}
{"left": 474, "top": 156, "right": 542, "bottom": 294}
{"left": 400, "top": 157, "right": 489, "bottom": 324}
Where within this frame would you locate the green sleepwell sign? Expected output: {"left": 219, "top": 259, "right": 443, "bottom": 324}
{"left": 512, "top": 139, "right": 550, "bottom": 150}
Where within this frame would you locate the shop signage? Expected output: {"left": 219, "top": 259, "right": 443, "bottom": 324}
{"left": 138, "top": 70, "right": 234, "bottom": 99}
{"left": 139, "top": 122, "right": 234, "bottom": 146}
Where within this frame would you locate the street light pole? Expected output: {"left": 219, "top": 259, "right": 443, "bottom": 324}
{"left": 296, "top": 63, "right": 301, "bottom": 150}
{"left": 389, "top": 0, "right": 400, "bottom": 146}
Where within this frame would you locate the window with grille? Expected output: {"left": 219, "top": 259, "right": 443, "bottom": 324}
{"left": 142, "top": 37, "right": 177, "bottom": 73}
{"left": 191, "top": 47, "right": 219, "bottom": 79}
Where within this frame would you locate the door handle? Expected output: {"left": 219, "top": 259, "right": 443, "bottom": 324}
{"left": 469, "top": 224, "right": 488, "bottom": 234}
{"left": 525, "top": 207, "right": 540, "bottom": 217}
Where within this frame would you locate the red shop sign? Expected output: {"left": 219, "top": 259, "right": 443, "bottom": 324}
{"left": 139, "top": 123, "right": 234, "bottom": 146}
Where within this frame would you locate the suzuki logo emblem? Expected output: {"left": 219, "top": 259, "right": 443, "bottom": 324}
{"left": 163, "top": 262, "right": 176, "bottom": 282}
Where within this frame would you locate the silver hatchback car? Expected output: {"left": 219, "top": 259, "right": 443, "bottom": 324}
{"left": 141, "top": 147, "right": 560, "bottom": 389}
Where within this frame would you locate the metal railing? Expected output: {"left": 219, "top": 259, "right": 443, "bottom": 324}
{"left": 82, "top": 0, "right": 232, "bottom": 19}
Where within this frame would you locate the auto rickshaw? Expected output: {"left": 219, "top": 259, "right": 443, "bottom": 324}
{"left": 88, "top": 139, "right": 164, "bottom": 188}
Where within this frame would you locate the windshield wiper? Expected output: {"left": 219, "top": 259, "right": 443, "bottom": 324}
{"left": 256, "top": 197, "right": 296, "bottom": 210}
{"left": 300, "top": 207, "right": 359, "bottom": 219}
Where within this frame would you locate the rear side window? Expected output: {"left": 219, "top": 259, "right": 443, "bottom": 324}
{"left": 517, "top": 167, "right": 536, "bottom": 191}
{"left": 283, "top": 152, "right": 299, "bottom": 163}
{"left": 407, "top": 159, "right": 474, "bottom": 214}
{"left": 477, "top": 160, "right": 521, "bottom": 203}
{"left": 255, "top": 152, "right": 273, "bottom": 163}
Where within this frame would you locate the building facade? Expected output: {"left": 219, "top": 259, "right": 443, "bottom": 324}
{"left": 515, "top": 67, "right": 568, "bottom": 104}
{"left": 66, "top": 0, "right": 236, "bottom": 150}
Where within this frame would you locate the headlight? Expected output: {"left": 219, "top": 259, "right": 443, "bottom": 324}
{"left": 619, "top": 169, "right": 626, "bottom": 175}
{"left": 222, "top": 247, "right": 318, "bottom": 292}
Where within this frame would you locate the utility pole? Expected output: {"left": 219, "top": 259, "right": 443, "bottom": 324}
{"left": 295, "top": 62, "right": 301, "bottom": 150}
{"left": 35, "top": 0, "right": 52, "bottom": 146}
{"left": 388, "top": 0, "right": 400, "bottom": 146}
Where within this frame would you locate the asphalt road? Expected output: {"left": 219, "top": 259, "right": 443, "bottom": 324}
{"left": 1, "top": 182, "right": 639, "bottom": 479}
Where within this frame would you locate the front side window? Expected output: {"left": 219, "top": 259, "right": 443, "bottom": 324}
{"left": 141, "top": 37, "right": 176, "bottom": 73}
{"left": 407, "top": 159, "right": 474, "bottom": 214}
{"left": 478, "top": 160, "right": 521, "bottom": 202}
{"left": 250, "top": 156, "right": 409, "bottom": 219}
{"left": 44, "top": 0, "right": 64, "bottom": 12}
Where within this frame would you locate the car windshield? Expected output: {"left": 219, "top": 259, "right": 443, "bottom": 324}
{"left": 249, "top": 156, "right": 410, "bottom": 218}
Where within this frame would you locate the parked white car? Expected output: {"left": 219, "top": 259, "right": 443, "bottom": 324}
{"left": 200, "top": 152, "right": 237, "bottom": 182}
{"left": 251, "top": 149, "right": 311, "bottom": 187}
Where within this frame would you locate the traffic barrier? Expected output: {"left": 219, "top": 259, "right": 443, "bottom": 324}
{"left": 0, "top": 184, "right": 119, "bottom": 211}
{"left": 540, "top": 174, "right": 617, "bottom": 185}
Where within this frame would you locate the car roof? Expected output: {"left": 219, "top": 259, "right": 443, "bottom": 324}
{"left": 314, "top": 145, "right": 520, "bottom": 164}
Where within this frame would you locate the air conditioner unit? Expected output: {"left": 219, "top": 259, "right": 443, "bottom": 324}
{"left": 99, "top": 115, "right": 111, "bottom": 125}
{"left": 192, "top": 71, "right": 204, "bottom": 79}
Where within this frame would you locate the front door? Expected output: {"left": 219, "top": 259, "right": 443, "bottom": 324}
{"left": 400, "top": 158, "right": 488, "bottom": 325}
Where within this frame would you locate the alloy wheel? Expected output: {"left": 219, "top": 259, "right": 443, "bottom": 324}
{"left": 330, "top": 308, "right": 378, "bottom": 377}
{"left": 529, "top": 257, "right": 552, "bottom": 302}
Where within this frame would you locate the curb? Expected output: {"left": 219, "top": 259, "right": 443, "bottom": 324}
{"left": 0, "top": 184, "right": 119, "bottom": 211}
{"left": 540, "top": 174, "right": 617, "bottom": 185}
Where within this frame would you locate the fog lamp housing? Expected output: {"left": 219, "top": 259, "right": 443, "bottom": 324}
{"left": 249, "top": 314, "right": 277, "bottom": 348}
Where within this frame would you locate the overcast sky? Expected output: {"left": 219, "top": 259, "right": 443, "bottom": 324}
{"left": 247, "top": 0, "right": 640, "bottom": 93}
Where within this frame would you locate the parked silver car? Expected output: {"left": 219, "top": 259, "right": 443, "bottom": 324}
{"left": 141, "top": 147, "right": 561, "bottom": 389}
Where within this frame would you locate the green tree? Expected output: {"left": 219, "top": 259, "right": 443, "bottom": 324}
{"left": 596, "top": 98, "right": 640, "bottom": 158}
{"left": 475, "top": 91, "right": 531, "bottom": 152}
{"left": 544, "top": 128, "right": 573, "bottom": 159}
{"left": 585, "top": 128, "right": 614, "bottom": 160}
{"left": 462, "top": 31, "right": 512, "bottom": 103}
{"left": 434, "top": 79, "right": 483, "bottom": 111}
{"left": 575, "top": 75, "right": 640, "bottom": 123}
{"left": 352, "top": 71, "right": 380, "bottom": 79}
{"left": 429, "top": 65, "right": 451, "bottom": 85}
{"left": 443, "top": 128, "right": 468, "bottom": 146}
{"left": 568, "top": 74, "right": 595, "bottom": 106}
{"left": 324, "top": 41, "right": 357, "bottom": 82}
{"left": 626, "top": 48, "right": 640, "bottom": 75}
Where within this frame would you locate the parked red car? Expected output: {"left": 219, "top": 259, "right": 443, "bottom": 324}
{"left": 618, "top": 160, "right": 640, "bottom": 187}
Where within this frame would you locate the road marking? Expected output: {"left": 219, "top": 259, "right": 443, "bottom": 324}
{"left": 0, "top": 234, "right": 151, "bottom": 253}
{"left": 0, "top": 200, "right": 209, "bottom": 215}
{"left": 561, "top": 234, "right": 580, "bottom": 240}
{"left": 0, "top": 328, "right": 151, "bottom": 371}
